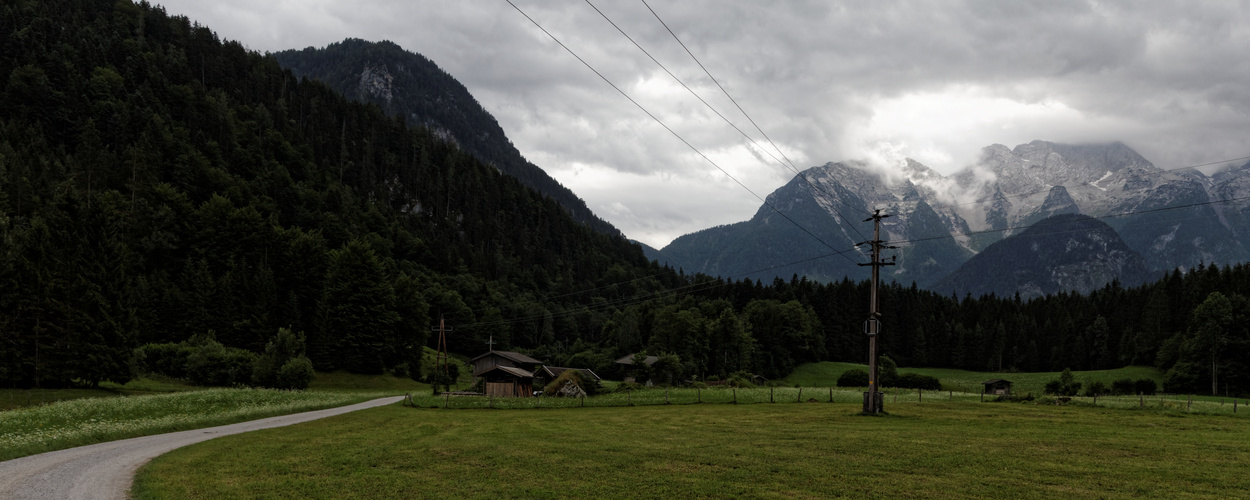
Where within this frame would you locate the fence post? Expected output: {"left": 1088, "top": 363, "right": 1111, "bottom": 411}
{"left": 1188, "top": 394, "right": 1192, "bottom": 410}
{"left": 1139, "top": 392, "right": 1143, "bottom": 407}
{"left": 733, "top": 388, "right": 737, "bottom": 404}
{"left": 666, "top": 388, "right": 670, "bottom": 405}
{"left": 918, "top": 388, "right": 922, "bottom": 403}
{"left": 1234, "top": 399, "right": 1238, "bottom": 414}
{"left": 444, "top": 392, "right": 449, "bottom": 409}
{"left": 829, "top": 387, "right": 833, "bottom": 403}
{"left": 949, "top": 390, "right": 952, "bottom": 402}
{"left": 770, "top": 387, "right": 774, "bottom": 403}
{"left": 797, "top": 388, "right": 802, "bottom": 403}
{"left": 581, "top": 395, "right": 585, "bottom": 407}
{"left": 1093, "top": 394, "right": 1097, "bottom": 405}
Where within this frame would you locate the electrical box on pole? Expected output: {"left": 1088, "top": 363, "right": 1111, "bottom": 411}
{"left": 857, "top": 209, "right": 896, "bottom": 414}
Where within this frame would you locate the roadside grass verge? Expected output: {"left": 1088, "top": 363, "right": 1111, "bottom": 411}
{"left": 133, "top": 401, "right": 1250, "bottom": 499}
{"left": 0, "top": 377, "right": 195, "bottom": 411}
{"left": 0, "top": 388, "right": 391, "bottom": 462}
{"left": 782, "top": 362, "right": 1165, "bottom": 395}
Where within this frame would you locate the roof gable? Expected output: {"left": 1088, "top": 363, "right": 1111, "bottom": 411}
{"left": 469, "top": 350, "right": 542, "bottom": 365}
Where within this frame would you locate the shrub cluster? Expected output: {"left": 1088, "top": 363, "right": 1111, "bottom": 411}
{"left": 136, "top": 328, "right": 313, "bottom": 390}
{"left": 837, "top": 369, "right": 869, "bottom": 387}
{"left": 893, "top": 373, "right": 942, "bottom": 390}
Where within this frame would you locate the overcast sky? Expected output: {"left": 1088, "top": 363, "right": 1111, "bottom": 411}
{"left": 155, "top": 0, "right": 1250, "bottom": 248}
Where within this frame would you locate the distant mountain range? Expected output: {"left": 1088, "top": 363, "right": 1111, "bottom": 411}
{"left": 274, "top": 39, "right": 621, "bottom": 236}
{"left": 654, "top": 141, "right": 1250, "bottom": 298}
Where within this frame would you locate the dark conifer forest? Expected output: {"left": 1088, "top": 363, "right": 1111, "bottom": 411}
{"left": 1, "top": 0, "right": 1247, "bottom": 396}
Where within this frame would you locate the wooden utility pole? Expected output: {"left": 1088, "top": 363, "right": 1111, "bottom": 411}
{"left": 858, "top": 209, "right": 896, "bottom": 414}
{"left": 432, "top": 315, "right": 452, "bottom": 385}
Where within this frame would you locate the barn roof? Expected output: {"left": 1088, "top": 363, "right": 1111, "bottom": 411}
{"left": 536, "top": 365, "right": 602, "bottom": 381}
{"left": 476, "top": 365, "right": 535, "bottom": 378}
{"left": 614, "top": 354, "right": 659, "bottom": 366}
{"left": 469, "top": 350, "right": 542, "bottom": 365}
{"left": 982, "top": 379, "right": 1012, "bottom": 385}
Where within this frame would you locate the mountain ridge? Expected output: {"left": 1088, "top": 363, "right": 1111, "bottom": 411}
{"left": 273, "top": 39, "right": 621, "bottom": 236}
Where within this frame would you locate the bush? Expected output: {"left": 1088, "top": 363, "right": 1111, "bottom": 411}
{"left": 837, "top": 369, "right": 869, "bottom": 387}
{"left": 252, "top": 328, "right": 310, "bottom": 389}
{"left": 894, "top": 373, "right": 941, "bottom": 390}
{"left": 186, "top": 340, "right": 256, "bottom": 387}
{"left": 1135, "top": 378, "right": 1158, "bottom": 396}
{"left": 135, "top": 342, "right": 194, "bottom": 379}
{"left": 1084, "top": 380, "right": 1108, "bottom": 397}
{"left": 878, "top": 357, "right": 900, "bottom": 387}
{"left": 1163, "top": 362, "right": 1201, "bottom": 394}
{"left": 725, "top": 371, "right": 755, "bottom": 388}
{"left": 1111, "top": 378, "right": 1136, "bottom": 395}
{"left": 275, "top": 357, "right": 315, "bottom": 390}
{"left": 1044, "top": 368, "right": 1081, "bottom": 397}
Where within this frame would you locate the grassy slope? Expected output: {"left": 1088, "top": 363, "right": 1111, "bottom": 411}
{"left": 133, "top": 402, "right": 1250, "bottom": 499}
{"left": 781, "top": 362, "right": 1165, "bottom": 395}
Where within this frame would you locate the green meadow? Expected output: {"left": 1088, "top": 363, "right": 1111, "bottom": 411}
{"left": 132, "top": 400, "right": 1250, "bottom": 499}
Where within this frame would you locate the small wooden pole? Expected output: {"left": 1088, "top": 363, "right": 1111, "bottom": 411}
{"left": 444, "top": 392, "right": 449, "bottom": 409}
{"left": 829, "top": 387, "right": 833, "bottom": 403}
{"left": 1188, "top": 394, "right": 1192, "bottom": 410}
{"left": 918, "top": 388, "right": 922, "bottom": 402}
{"left": 1234, "top": 400, "right": 1237, "bottom": 413}
{"left": 1139, "top": 392, "right": 1143, "bottom": 407}
{"left": 733, "top": 388, "right": 737, "bottom": 404}
{"left": 581, "top": 395, "right": 585, "bottom": 407}
{"left": 798, "top": 387, "right": 802, "bottom": 403}
{"left": 1093, "top": 394, "right": 1098, "bottom": 405}
{"left": 770, "top": 387, "right": 774, "bottom": 403}
{"left": 949, "top": 390, "right": 952, "bottom": 402}
{"left": 666, "top": 388, "right": 670, "bottom": 405}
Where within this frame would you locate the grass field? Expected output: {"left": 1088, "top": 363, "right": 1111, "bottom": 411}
{"left": 0, "top": 371, "right": 429, "bottom": 462}
{"left": 781, "top": 362, "right": 1165, "bottom": 395}
{"left": 132, "top": 401, "right": 1250, "bottom": 499}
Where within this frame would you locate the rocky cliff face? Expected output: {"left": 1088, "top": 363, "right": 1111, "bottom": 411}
{"left": 659, "top": 141, "right": 1250, "bottom": 295}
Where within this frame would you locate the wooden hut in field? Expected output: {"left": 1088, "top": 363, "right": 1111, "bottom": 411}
{"left": 470, "top": 350, "right": 542, "bottom": 398}
{"left": 982, "top": 379, "right": 1013, "bottom": 396}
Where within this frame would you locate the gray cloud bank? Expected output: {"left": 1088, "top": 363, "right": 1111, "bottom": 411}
{"left": 155, "top": 0, "right": 1250, "bottom": 247}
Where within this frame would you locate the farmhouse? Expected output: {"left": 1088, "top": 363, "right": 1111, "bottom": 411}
{"left": 470, "top": 350, "right": 543, "bottom": 398}
{"left": 982, "top": 379, "right": 1013, "bottom": 396}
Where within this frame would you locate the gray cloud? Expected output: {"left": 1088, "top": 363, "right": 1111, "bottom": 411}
{"left": 156, "top": 0, "right": 1250, "bottom": 247}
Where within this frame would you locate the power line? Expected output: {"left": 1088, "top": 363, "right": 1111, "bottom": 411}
{"left": 505, "top": 0, "right": 860, "bottom": 265}
{"left": 635, "top": 0, "right": 874, "bottom": 233}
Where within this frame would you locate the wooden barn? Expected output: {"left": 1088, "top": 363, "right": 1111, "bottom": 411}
{"left": 470, "top": 350, "right": 543, "bottom": 398}
{"left": 982, "top": 379, "right": 1013, "bottom": 396}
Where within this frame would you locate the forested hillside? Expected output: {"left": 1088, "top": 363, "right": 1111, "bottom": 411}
{"left": 272, "top": 39, "right": 620, "bottom": 236}
{"left": 0, "top": 0, "right": 1247, "bottom": 397}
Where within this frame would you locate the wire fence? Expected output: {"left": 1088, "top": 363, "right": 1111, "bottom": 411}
{"left": 401, "top": 387, "right": 1247, "bottom": 416}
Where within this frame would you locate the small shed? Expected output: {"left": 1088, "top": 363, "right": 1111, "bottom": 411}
{"left": 534, "top": 365, "right": 602, "bottom": 389}
{"left": 982, "top": 379, "right": 1013, "bottom": 396}
{"left": 477, "top": 365, "right": 535, "bottom": 398}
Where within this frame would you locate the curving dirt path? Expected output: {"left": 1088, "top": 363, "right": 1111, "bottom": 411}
{"left": 0, "top": 396, "right": 404, "bottom": 500}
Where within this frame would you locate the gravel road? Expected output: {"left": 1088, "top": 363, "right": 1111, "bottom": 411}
{"left": 0, "top": 396, "right": 404, "bottom": 500}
